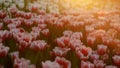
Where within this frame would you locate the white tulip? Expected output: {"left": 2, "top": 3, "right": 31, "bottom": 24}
{"left": 15, "top": 0, "right": 23, "bottom": 5}
{"left": 26, "top": 3, "right": 33, "bottom": 11}
{"left": 18, "top": 3, "right": 24, "bottom": 9}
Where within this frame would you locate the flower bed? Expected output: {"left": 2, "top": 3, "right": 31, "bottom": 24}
{"left": 0, "top": 0, "right": 120, "bottom": 68}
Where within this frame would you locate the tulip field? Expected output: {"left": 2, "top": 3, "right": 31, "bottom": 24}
{"left": 0, "top": 0, "right": 120, "bottom": 68}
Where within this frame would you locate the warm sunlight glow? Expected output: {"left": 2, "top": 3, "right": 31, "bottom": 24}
{"left": 59, "top": 0, "right": 120, "bottom": 11}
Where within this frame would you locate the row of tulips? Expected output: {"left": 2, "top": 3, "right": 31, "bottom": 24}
{"left": 0, "top": 0, "right": 120, "bottom": 68}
